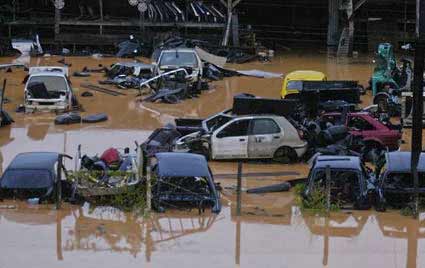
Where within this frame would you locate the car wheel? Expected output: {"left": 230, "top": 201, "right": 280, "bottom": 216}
{"left": 273, "top": 147, "right": 297, "bottom": 164}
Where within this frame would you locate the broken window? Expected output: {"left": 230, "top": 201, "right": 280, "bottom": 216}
{"left": 28, "top": 76, "right": 67, "bottom": 92}
{"left": 311, "top": 169, "right": 362, "bottom": 204}
{"left": 216, "top": 119, "right": 251, "bottom": 138}
{"left": 251, "top": 119, "right": 280, "bottom": 135}
{"left": 205, "top": 115, "right": 232, "bottom": 132}
{"left": 348, "top": 116, "right": 375, "bottom": 131}
{"left": 384, "top": 172, "right": 425, "bottom": 189}
{"left": 156, "top": 176, "right": 211, "bottom": 195}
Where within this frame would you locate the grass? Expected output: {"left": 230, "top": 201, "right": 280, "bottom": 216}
{"left": 293, "top": 183, "right": 341, "bottom": 215}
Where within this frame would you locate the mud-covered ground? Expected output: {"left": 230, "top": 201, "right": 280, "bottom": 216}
{"left": 0, "top": 53, "right": 424, "bottom": 268}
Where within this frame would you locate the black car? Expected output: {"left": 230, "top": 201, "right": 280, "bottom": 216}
{"left": 0, "top": 152, "right": 70, "bottom": 201}
{"left": 375, "top": 152, "right": 425, "bottom": 209}
{"left": 304, "top": 155, "right": 375, "bottom": 209}
{"left": 151, "top": 152, "right": 221, "bottom": 213}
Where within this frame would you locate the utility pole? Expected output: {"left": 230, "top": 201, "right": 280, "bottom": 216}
{"left": 412, "top": 0, "right": 425, "bottom": 216}
{"left": 221, "top": 0, "right": 241, "bottom": 46}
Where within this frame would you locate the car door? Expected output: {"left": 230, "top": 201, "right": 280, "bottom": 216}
{"left": 211, "top": 119, "right": 251, "bottom": 159}
{"left": 248, "top": 118, "right": 282, "bottom": 158}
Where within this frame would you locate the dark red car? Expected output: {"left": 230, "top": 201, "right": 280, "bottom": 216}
{"left": 321, "top": 112, "right": 402, "bottom": 151}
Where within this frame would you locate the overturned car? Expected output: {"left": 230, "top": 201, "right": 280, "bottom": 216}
{"left": 24, "top": 67, "right": 76, "bottom": 113}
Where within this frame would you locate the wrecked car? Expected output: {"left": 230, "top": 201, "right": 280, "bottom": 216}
{"left": 155, "top": 48, "right": 203, "bottom": 84}
{"left": 175, "top": 113, "right": 308, "bottom": 164}
{"left": 24, "top": 66, "right": 76, "bottom": 113}
{"left": 303, "top": 155, "right": 375, "bottom": 209}
{"left": 375, "top": 152, "right": 425, "bottom": 210}
{"left": 73, "top": 146, "right": 141, "bottom": 197}
{"left": 320, "top": 112, "right": 402, "bottom": 155}
{"left": 151, "top": 152, "right": 221, "bottom": 213}
{"left": 0, "top": 152, "right": 71, "bottom": 202}
{"left": 0, "top": 79, "right": 13, "bottom": 127}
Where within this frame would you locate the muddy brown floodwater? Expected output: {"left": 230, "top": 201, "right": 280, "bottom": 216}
{"left": 0, "top": 53, "right": 424, "bottom": 268}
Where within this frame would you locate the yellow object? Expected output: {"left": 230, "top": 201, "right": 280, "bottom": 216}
{"left": 281, "top": 70, "right": 327, "bottom": 98}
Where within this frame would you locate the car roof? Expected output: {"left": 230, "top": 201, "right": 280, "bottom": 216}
{"left": 155, "top": 152, "right": 211, "bottom": 177}
{"left": 6, "top": 152, "right": 59, "bottom": 170}
{"left": 386, "top": 152, "right": 425, "bottom": 173}
{"left": 314, "top": 155, "right": 362, "bottom": 170}
{"left": 29, "top": 72, "right": 67, "bottom": 78}
{"left": 285, "top": 70, "right": 326, "bottom": 81}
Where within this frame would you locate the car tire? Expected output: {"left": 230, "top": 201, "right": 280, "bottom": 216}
{"left": 273, "top": 147, "right": 297, "bottom": 164}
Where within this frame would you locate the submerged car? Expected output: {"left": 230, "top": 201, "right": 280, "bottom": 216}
{"left": 24, "top": 66, "right": 75, "bottom": 113}
{"left": 175, "top": 112, "right": 308, "bottom": 163}
{"left": 303, "top": 155, "right": 375, "bottom": 209}
{"left": 151, "top": 152, "right": 221, "bottom": 213}
{"left": 155, "top": 48, "right": 203, "bottom": 83}
{"left": 375, "top": 152, "right": 425, "bottom": 209}
{"left": 0, "top": 152, "right": 70, "bottom": 201}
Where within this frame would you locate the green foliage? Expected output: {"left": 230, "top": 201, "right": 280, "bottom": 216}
{"left": 67, "top": 170, "right": 148, "bottom": 213}
{"left": 293, "top": 183, "right": 340, "bottom": 215}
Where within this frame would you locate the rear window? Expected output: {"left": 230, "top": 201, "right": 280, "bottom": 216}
{"left": 384, "top": 172, "right": 425, "bottom": 188}
{"left": 157, "top": 176, "right": 211, "bottom": 195}
{"left": 1, "top": 169, "right": 53, "bottom": 189}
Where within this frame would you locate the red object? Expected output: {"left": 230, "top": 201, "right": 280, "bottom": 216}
{"left": 100, "top": 148, "right": 121, "bottom": 166}
{"left": 322, "top": 112, "right": 402, "bottom": 150}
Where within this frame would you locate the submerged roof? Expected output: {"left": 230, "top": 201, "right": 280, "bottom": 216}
{"left": 155, "top": 152, "right": 211, "bottom": 177}
{"left": 314, "top": 155, "right": 362, "bottom": 170}
{"left": 386, "top": 152, "right": 425, "bottom": 173}
{"left": 6, "top": 152, "right": 59, "bottom": 170}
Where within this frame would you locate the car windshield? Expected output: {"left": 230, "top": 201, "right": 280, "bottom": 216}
{"left": 1, "top": 169, "right": 53, "bottom": 189}
{"left": 28, "top": 76, "right": 67, "bottom": 92}
{"left": 286, "top": 80, "right": 303, "bottom": 90}
{"left": 384, "top": 172, "right": 425, "bottom": 188}
{"left": 159, "top": 51, "right": 198, "bottom": 68}
{"left": 205, "top": 114, "right": 233, "bottom": 132}
{"left": 156, "top": 176, "right": 212, "bottom": 195}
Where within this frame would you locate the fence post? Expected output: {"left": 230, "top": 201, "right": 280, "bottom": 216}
{"left": 236, "top": 161, "right": 242, "bottom": 216}
{"left": 325, "top": 165, "right": 331, "bottom": 213}
{"left": 145, "top": 157, "right": 152, "bottom": 213}
{"left": 56, "top": 154, "right": 63, "bottom": 210}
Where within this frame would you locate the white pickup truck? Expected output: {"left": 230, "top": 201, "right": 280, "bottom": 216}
{"left": 24, "top": 66, "right": 75, "bottom": 113}
{"left": 174, "top": 111, "right": 308, "bottom": 164}
{"left": 155, "top": 48, "right": 203, "bottom": 83}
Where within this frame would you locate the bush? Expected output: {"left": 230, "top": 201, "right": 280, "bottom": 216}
{"left": 293, "top": 183, "right": 340, "bottom": 214}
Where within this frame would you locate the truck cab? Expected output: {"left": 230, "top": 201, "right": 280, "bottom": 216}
{"left": 281, "top": 70, "right": 327, "bottom": 99}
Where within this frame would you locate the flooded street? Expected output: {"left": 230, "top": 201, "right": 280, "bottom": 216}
{"left": 1, "top": 53, "right": 425, "bottom": 268}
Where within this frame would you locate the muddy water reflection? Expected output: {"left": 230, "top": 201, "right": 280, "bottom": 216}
{"left": 0, "top": 53, "right": 421, "bottom": 267}
{"left": 1, "top": 203, "right": 425, "bottom": 267}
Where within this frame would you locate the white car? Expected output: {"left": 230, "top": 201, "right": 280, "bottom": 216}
{"left": 24, "top": 66, "right": 74, "bottom": 113}
{"left": 155, "top": 48, "right": 203, "bottom": 83}
{"left": 175, "top": 114, "right": 308, "bottom": 163}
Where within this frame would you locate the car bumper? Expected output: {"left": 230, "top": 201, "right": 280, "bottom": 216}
{"left": 293, "top": 142, "right": 309, "bottom": 158}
